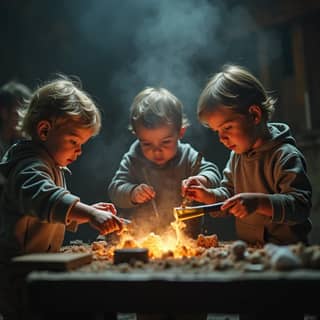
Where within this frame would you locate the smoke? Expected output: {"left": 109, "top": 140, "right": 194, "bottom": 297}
{"left": 111, "top": 0, "right": 223, "bottom": 108}
{"left": 66, "top": 0, "right": 284, "bottom": 125}
{"left": 65, "top": 0, "right": 226, "bottom": 188}
{"left": 64, "top": 0, "right": 284, "bottom": 187}
{"left": 0, "top": 0, "right": 288, "bottom": 242}
{"left": 67, "top": 1, "right": 227, "bottom": 108}
{"left": 61, "top": 0, "right": 283, "bottom": 242}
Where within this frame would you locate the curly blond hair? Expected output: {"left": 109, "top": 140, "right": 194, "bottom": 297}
{"left": 19, "top": 76, "right": 101, "bottom": 138}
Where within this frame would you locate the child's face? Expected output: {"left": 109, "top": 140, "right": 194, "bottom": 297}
{"left": 205, "top": 106, "right": 259, "bottom": 154}
{"left": 135, "top": 123, "right": 182, "bottom": 166}
{"left": 42, "top": 123, "right": 94, "bottom": 167}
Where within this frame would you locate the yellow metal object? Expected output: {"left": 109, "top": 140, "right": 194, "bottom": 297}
{"left": 174, "top": 202, "right": 224, "bottom": 221}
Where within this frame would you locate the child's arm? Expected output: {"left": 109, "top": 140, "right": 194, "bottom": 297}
{"left": 8, "top": 158, "right": 122, "bottom": 236}
{"left": 108, "top": 152, "right": 141, "bottom": 208}
{"left": 267, "top": 152, "right": 312, "bottom": 224}
{"left": 221, "top": 193, "right": 272, "bottom": 219}
{"left": 195, "top": 155, "right": 221, "bottom": 188}
{"left": 181, "top": 149, "right": 222, "bottom": 204}
{"left": 216, "top": 150, "right": 312, "bottom": 223}
{"left": 182, "top": 176, "right": 217, "bottom": 204}
{"left": 68, "top": 201, "right": 123, "bottom": 235}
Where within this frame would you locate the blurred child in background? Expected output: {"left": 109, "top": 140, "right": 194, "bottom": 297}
{"left": 0, "top": 81, "right": 32, "bottom": 156}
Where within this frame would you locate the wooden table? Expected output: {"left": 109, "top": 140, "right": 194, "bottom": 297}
{"left": 25, "top": 268, "right": 320, "bottom": 319}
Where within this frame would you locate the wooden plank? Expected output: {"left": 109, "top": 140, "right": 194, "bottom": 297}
{"left": 11, "top": 252, "right": 92, "bottom": 273}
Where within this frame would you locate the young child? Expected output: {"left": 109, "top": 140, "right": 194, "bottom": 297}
{"left": 108, "top": 87, "right": 221, "bottom": 239}
{"left": 185, "top": 64, "right": 312, "bottom": 246}
{"left": 0, "top": 80, "right": 32, "bottom": 157}
{"left": 0, "top": 77, "right": 124, "bottom": 261}
{"left": 0, "top": 76, "right": 125, "bottom": 319}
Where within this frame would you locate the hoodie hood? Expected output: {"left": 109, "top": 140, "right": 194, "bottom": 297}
{"left": 0, "top": 140, "right": 57, "bottom": 178}
{"left": 245, "top": 122, "right": 296, "bottom": 158}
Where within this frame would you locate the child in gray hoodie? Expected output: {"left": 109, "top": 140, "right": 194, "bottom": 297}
{"left": 185, "top": 64, "right": 312, "bottom": 246}
{"left": 108, "top": 87, "right": 221, "bottom": 239}
{"left": 108, "top": 87, "right": 221, "bottom": 320}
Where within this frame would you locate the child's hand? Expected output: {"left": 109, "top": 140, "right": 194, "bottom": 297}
{"left": 91, "top": 202, "right": 117, "bottom": 215}
{"left": 182, "top": 175, "right": 207, "bottom": 195}
{"left": 182, "top": 177, "right": 215, "bottom": 204}
{"left": 131, "top": 183, "right": 155, "bottom": 204}
{"left": 221, "top": 193, "right": 272, "bottom": 218}
{"left": 90, "top": 209, "right": 123, "bottom": 235}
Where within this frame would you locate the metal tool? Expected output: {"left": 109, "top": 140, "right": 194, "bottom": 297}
{"left": 117, "top": 218, "right": 132, "bottom": 235}
{"left": 142, "top": 168, "right": 160, "bottom": 220}
{"left": 121, "top": 218, "right": 132, "bottom": 225}
{"left": 181, "top": 152, "right": 203, "bottom": 207}
{"left": 174, "top": 202, "right": 224, "bottom": 221}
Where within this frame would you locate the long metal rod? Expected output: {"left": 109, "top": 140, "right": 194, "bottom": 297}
{"left": 142, "top": 168, "right": 160, "bottom": 220}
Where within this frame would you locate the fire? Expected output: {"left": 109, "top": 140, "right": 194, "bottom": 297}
{"left": 79, "top": 209, "right": 219, "bottom": 260}
{"left": 114, "top": 210, "right": 198, "bottom": 258}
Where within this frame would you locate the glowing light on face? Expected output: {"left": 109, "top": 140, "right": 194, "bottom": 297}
{"left": 205, "top": 107, "right": 257, "bottom": 154}
{"left": 42, "top": 124, "right": 94, "bottom": 167}
{"left": 135, "top": 123, "right": 181, "bottom": 166}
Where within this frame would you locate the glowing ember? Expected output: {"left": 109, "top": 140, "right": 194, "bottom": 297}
{"left": 113, "top": 209, "right": 201, "bottom": 258}
{"left": 63, "top": 209, "right": 219, "bottom": 260}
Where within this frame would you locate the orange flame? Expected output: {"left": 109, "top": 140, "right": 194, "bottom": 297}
{"left": 113, "top": 210, "right": 199, "bottom": 258}
{"left": 87, "top": 209, "right": 218, "bottom": 260}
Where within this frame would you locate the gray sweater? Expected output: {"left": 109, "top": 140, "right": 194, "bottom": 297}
{"left": 0, "top": 140, "right": 79, "bottom": 261}
{"left": 212, "top": 122, "right": 312, "bottom": 245}
{"left": 108, "top": 140, "right": 221, "bottom": 237}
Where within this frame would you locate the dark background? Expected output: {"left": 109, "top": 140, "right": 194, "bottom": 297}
{"left": 1, "top": 0, "right": 320, "bottom": 243}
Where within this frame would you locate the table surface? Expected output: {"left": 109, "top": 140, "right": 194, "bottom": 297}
{"left": 24, "top": 240, "right": 320, "bottom": 316}
{"left": 26, "top": 267, "right": 320, "bottom": 314}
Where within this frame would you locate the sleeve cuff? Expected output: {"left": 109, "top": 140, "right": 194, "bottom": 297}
{"left": 211, "top": 189, "right": 226, "bottom": 203}
{"left": 270, "top": 195, "right": 285, "bottom": 223}
{"left": 50, "top": 193, "right": 80, "bottom": 224}
{"left": 66, "top": 220, "right": 79, "bottom": 232}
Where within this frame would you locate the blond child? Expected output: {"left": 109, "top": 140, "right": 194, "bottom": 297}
{"left": 0, "top": 77, "right": 124, "bottom": 261}
{"left": 0, "top": 76, "right": 125, "bottom": 319}
{"left": 108, "top": 87, "right": 221, "bottom": 239}
{"left": 185, "top": 64, "right": 312, "bottom": 246}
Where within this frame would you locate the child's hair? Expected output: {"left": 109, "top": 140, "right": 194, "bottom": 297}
{"left": 197, "top": 64, "right": 276, "bottom": 125}
{"left": 129, "top": 87, "right": 189, "bottom": 133}
{"left": 0, "top": 81, "right": 32, "bottom": 123}
{"left": 0, "top": 81, "right": 32, "bottom": 108}
{"left": 20, "top": 76, "right": 101, "bottom": 138}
